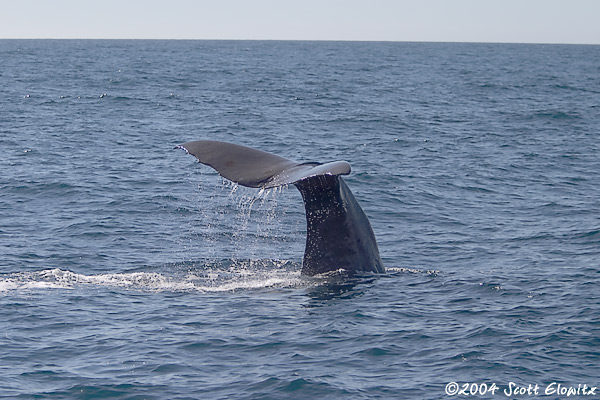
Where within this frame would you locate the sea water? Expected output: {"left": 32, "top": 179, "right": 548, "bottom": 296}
{"left": 1, "top": 40, "right": 599, "bottom": 399}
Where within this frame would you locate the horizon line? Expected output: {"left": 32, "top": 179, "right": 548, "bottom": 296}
{"left": 1, "top": 37, "right": 599, "bottom": 46}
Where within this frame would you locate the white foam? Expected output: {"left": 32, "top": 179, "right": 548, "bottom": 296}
{"left": 194, "top": 275, "right": 301, "bottom": 292}
{"left": 39, "top": 268, "right": 198, "bottom": 291}
{"left": 386, "top": 267, "right": 440, "bottom": 275}
{"left": 0, "top": 267, "right": 306, "bottom": 294}
{"left": 0, "top": 279, "right": 19, "bottom": 292}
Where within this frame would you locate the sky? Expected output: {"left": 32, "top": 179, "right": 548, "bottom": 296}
{"left": 1, "top": 0, "right": 599, "bottom": 44}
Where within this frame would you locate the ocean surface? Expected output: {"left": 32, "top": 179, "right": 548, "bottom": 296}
{"left": 1, "top": 40, "right": 599, "bottom": 399}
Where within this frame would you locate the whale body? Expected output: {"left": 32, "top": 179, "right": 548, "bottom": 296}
{"left": 178, "top": 140, "right": 385, "bottom": 276}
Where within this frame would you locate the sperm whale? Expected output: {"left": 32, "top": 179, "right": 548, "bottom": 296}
{"left": 178, "top": 140, "right": 384, "bottom": 276}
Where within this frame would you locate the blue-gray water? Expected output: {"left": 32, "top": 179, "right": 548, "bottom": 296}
{"left": 1, "top": 40, "right": 599, "bottom": 399}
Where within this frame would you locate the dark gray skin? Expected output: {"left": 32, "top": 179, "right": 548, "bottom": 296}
{"left": 178, "top": 140, "right": 385, "bottom": 276}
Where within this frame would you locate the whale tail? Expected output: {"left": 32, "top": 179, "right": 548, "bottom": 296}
{"left": 178, "top": 140, "right": 384, "bottom": 276}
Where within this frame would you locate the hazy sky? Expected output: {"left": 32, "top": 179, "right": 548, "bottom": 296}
{"left": 1, "top": 0, "right": 599, "bottom": 44}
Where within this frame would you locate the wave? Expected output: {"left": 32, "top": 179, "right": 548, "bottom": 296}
{"left": 533, "top": 110, "right": 582, "bottom": 120}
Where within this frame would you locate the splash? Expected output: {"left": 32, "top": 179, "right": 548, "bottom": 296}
{"left": 0, "top": 261, "right": 308, "bottom": 294}
{"left": 0, "top": 268, "right": 194, "bottom": 292}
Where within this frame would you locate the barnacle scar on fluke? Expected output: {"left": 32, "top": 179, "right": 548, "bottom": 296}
{"left": 178, "top": 140, "right": 385, "bottom": 276}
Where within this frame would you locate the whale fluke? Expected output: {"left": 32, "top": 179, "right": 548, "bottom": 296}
{"left": 177, "top": 140, "right": 351, "bottom": 189}
{"left": 178, "top": 140, "right": 384, "bottom": 276}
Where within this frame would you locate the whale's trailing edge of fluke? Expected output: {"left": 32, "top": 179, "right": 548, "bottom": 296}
{"left": 178, "top": 140, "right": 384, "bottom": 276}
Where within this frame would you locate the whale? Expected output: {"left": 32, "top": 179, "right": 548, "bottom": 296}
{"left": 178, "top": 140, "right": 385, "bottom": 276}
